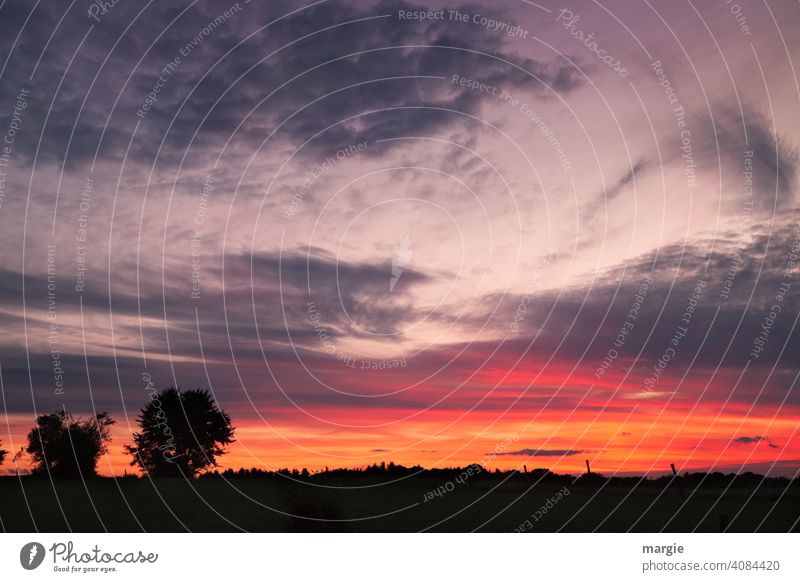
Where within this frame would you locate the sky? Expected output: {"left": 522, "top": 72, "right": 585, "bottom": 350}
{"left": 0, "top": 0, "right": 798, "bottom": 477}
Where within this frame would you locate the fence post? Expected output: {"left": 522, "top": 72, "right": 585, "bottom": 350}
{"left": 671, "top": 463, "right": 685, "bottom": 495}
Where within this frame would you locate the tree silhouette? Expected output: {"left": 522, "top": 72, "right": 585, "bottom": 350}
{"left": 124, "top": 387, "right": 235, "bottom": 477}
{"left": 0, "top": 439, "right": 6, "bottom": 466}
{"left": 25, "top": 411, "right": 114, "bottom": 477}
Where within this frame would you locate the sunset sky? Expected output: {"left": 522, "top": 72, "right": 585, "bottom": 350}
{"left": 0, "top": 0, "right": 798, "bottom": 478}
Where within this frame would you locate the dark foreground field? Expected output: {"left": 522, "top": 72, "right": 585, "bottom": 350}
{"left": 1, "top": 471, "right": 797, "bottom": 532}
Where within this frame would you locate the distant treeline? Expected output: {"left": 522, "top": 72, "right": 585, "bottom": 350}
{"left": 191, "top": 463, "right": 799, "bottom": 489}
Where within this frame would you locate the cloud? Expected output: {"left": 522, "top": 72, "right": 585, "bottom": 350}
{"left": 484, "top": 213, "right": 800, "bottom": 377}
{"left": 491, "top": 448, "right": 585, "bottom": 457}
{"left": 232, "top": 248, "right": 435, "bottom": 337}
{"left": 694, "top": 107, "right": 798, "bottom": 214}
{"left": 583, "top": 157, "right": 650, "bottom": 218}
{"left": 0, "top": 0, "right": 584, "bottom": 171}
{"left": 623, "top": 391, "right": 673, "bottom": 400}
{"left": 732, "top": 436, "right": 780, "bottom": 449}
{"left": 1, "top": 214, "right": 798, "bottom": 417}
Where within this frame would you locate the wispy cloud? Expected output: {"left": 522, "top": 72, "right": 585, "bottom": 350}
{"left": 732, "top": 436, "right": 780, "bottom": 449}
{"left": 490, "top": 448, "right": 585, "bottom": 457}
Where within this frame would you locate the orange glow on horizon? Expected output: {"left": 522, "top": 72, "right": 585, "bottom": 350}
{"left": 3, "top": 398, "right": 797, "bottom": 478}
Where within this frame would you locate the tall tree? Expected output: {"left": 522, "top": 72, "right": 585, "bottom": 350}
{"left": 25, "top": 411, "right": 114, "bottom": 477}
{"left": 125, "top": 387, "right": 235, "bottom": 477}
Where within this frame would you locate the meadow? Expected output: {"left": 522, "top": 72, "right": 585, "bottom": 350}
{"left": 1, "top": 470, "right": 796, "bottom": 533}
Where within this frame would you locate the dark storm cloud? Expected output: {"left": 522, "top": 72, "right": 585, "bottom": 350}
{"left": 0, "top": 0, "right": 583, "bottom": 172}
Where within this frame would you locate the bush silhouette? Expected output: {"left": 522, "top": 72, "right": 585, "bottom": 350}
{"left": 0, "top": 439, "right": 6, "bottom": 466}
{"left": 125, "top": 387, "right": 235, "bottom": 477}
{"left": 25, "top": 411, "right": 114, "bottom": 478}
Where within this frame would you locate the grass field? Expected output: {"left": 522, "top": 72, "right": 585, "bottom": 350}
{"left": 1, "top": 473, "right": 797, "bottom": 532}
